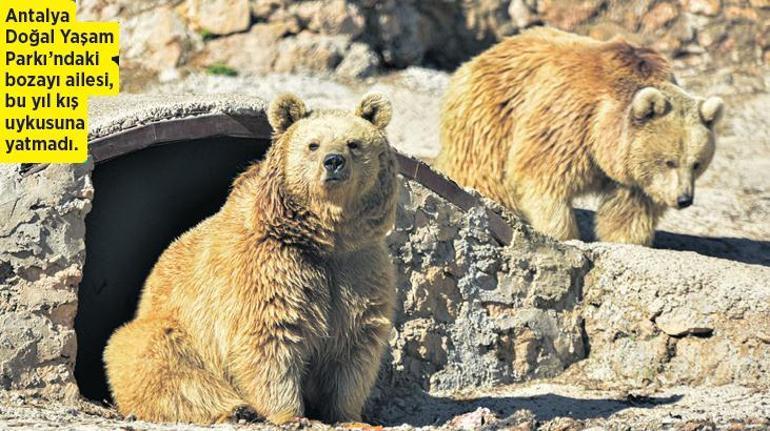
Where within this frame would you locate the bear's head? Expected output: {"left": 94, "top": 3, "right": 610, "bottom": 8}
{"left": 624, "top": 82, "right": 724, "bottom": 209}
{"left": 265, "top": 92, "right": 398, "bottom": 241}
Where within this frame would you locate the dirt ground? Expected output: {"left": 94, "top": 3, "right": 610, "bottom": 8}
{"left": 2, "top": 383, "right": 769, "bottom": 430}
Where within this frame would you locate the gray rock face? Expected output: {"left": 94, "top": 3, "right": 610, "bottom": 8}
{"left": 570, "top": 242, "right": 770, "bottom": 389}
{"left": 384, "top": 182, "right": 590, "bottom": 394}
{"left": 0, "top": 163, "right": 92, "bottom": 400}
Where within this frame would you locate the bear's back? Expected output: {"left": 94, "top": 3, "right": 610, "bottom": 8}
{"left": 484, "top": 27, "right": 670, "bottom": 93}
{"left": 436, "top": 27, "right": 671, "bottom": 206}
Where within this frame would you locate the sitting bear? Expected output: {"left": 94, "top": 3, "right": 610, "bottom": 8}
{"left": 435, "top": 27, "right": 724, "bottom": 246}
{"left": 104, "top": 93, "right": 399, "bottom": 424}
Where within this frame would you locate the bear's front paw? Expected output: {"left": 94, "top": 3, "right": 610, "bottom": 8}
{"left": 215, "top": 405, "right": 263, "bottom": 424}
{"left": 231, "top": 405, "right": 263, "bottom": 423}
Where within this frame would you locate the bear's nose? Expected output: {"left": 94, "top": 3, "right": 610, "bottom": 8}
{"left": 323, "top": 154, "right": 346, "bottom": 173}
{"left": 677, "top": 194, "right": 693, "bottom": 209}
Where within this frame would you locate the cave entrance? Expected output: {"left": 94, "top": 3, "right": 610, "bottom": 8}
{"left": 74, "top": 136, "right": 270, "bottom": 402}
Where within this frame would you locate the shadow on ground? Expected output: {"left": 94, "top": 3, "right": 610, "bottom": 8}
{"left": 372, "top": 390, "right": 683, "bottom": 427}
{"left": 575, "top": 209, "right": 770, "bottom": 267}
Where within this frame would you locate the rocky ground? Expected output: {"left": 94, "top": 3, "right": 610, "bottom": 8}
{"left": 2, "top": 383, "right": 769, "bottom": 430}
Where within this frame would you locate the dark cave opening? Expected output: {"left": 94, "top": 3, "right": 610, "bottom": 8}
{"left": 74, "top": 137, "right": 269, "bottom": 402}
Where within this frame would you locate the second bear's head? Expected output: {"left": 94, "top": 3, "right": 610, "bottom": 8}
{"left": 624, "top": 83, "right": 724, "bottom": 209}
{"left": 266, "top": 92, "right": 398, "bottom": 221}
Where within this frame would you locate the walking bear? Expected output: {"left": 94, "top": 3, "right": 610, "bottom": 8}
{"left": 436, "top": 27, "right": 724, "bottom": 246}
{"left": 104, "top": 93, "right": 399, "bottom": 424}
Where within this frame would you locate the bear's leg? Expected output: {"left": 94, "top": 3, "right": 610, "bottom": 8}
{"left": 517, "top": 185, "right": 580, "bottom": 241}
{"left": 104, "top": 318, "right": 247, "bottom": 424}
{"left": 595, "top": 186, "right": 664, "bottom": 246}
{"left": 307, "top": 325, "right": 390, "bottom": 423}
{"left": 229, "top": 334, "right": 306, "bottom": 425}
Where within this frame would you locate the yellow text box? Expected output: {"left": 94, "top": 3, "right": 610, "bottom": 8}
{"left": 1, "top": 0, "right": 119, "bottom": 163}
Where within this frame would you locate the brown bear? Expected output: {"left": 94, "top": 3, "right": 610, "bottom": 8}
{"left": 435, "top": 27, "right": 724, "bottom": 246}
{"left": 103, "top": 93, "right": 399, "bottom": 425}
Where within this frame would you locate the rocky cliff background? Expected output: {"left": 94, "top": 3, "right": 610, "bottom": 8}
{"left": 78, "top": 0, "right": 769, "bottom": 94}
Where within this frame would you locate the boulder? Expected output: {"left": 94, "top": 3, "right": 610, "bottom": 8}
{"left": 120, "top": 6, "right": 202, "bottom": 73}
{"left": 570, "top": 242, "right": 770, "bottom": 389}
{"left": 184, "top": 0, "right": 251, "bottom": 35}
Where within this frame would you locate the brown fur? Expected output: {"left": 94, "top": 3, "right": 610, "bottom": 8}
{"left": 435, "top": 27, "right": 724, "bottom": 246}
{"left": 104, "top": 93, "right": 399, "bottom": 424}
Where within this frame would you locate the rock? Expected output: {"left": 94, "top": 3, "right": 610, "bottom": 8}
{"left": 369, "top": 1, "right": 425, "bottom": 67}
{"left": 249, "top": 0, "right": 287, "bottom": 20}
{"left": 273, "top": 31, "right": 350, "bottom": 74}
{"left": 76, "top": 0, "right": 120, "bottom": 21}
{"left": 305, "top": 0, "right": 366, "bottom": 38}
{"left": 185, "top": 0, "right": 250, "bottom": 35}
{"left": 0, "top": 162, "right": 93, "bottom": 400}
{"left": 539, "top": 0, "right": 606, "bottom": 31}
{"left": 571, "top": 242, "right": 770, "bottom": 389}
{"left": 677, "top": 420, "right": 717, "bottom": 431}
{"left": 588, "top": 22, "right": 640, "bottom": 42}
{"left": 748, "top": 0, "right": 770, "bottom": 8}
{"left": 382, "top": 183, "right": 591, "bottom": 394}
{"left": 336, "top": 42, "right": 381, "bottom": 78}
{"left": 724, "top": 6, "right": 760, "bottom": 21}
{"left": 77, "top": 0, "right": 173, "bottom": 21}
{"left": 653, "top": 33, "right": 686, "bottom": 53}
{"left": 543, "top": 417, "right": 584, "bottom": 431}
{"left": 654, "top": 310, "right": 713, "bottom": 337}
{"left": 157, "top": 67, "right": 181, "bottom": 83}
{"left": 670, "top": 13, "right": 697, "bottom": 43}
{"left": 447, "top": 407, "right": 499, "bottom": 430}
{"left": 121, "top": 6, "right": 202, "bottom": 72}
{"left": 683, "top": 0, "right": 721, "bottom": 16}
{"left": 642, "top": 2, "right": 680, "bottom": 33}
{"left": 698, "top": 23, "right": 729, "bottom": 47}
{"left": 194, "top": 23, "right": 285, "bottom": 74}
{"left": 83, "top": 0, "right": 769, "bottom": 88}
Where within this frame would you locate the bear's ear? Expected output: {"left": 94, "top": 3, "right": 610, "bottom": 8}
{"left": 355, "top": 93, "right": 392, "bottom": 130}
{"left": 268, "top": 93, "right": 308, "bottom": 134}
{"left": 699, "top": 96, "right": 724, "bottom": 127}
{"left": 631, "top": 87, "right": 668, "bottom": 122}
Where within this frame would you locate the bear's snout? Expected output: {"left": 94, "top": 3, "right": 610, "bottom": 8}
{"left": 323, "top": 153, "right": 347, "bottom": 181}
{"left": 676, "top": 194, "right": 693, "bottom": 209}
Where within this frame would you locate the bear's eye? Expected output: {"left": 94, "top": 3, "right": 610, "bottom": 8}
{"left": 347, "top": 141, "right": 360, "bottom": 150}
{"left": 665, "top": 160, "right": 678, "bottom": 168}
{"left": 308, "top": 142, "right": 319, "bottom": 151}
{"left": 693, "top": 162, "right": 701, "bottom": 171}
